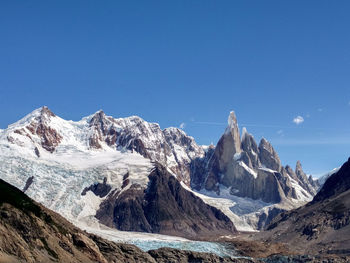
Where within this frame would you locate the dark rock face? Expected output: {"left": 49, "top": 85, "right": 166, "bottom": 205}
{"left": 257, "top": 207, "right": 286, "bottom": 230}
{"left": 81, "top": 177, "right": 112, "bottom": 198}
{"left": 22, "top": 176, "right": 34, "bottom": 192}
{"left": 261, "top": 158, "right": 350, "bottom": 256}
{"left": 25, "top": 107, "right": 62, "bottom": 153}
{"left": 295, "top": 161, "right": 319, "bottom": 196}
{"left": 241, "top": 128, "right": 260, "bottom": 168}
{"left": 34, "top": 146, "right": 40, "bottom": 157}
{"left": 313, "top": 158, "right": 350, "bottom": 203}
{"left": 190, "top": 145, "right": 215, "bottom": 190}
{"left": 258, "top": 138, "right": 282, "bottom": 172}
{"left": 96, "top": 164, "right": 236, "bottom": 239}
{"left": 88, "top": 110, "right": 117, "bottom": 149}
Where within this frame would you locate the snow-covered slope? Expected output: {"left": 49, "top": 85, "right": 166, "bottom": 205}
{"left": 1, "top": 107, "right": 204, "bottom": 185}
{"left": 0, "top": 141, "right": 153, "bottom": 222}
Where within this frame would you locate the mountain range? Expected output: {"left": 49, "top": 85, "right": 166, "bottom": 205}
{"left": 0, "top": 106, "right": 321, "bottom": 236}
{"left": 1, "top": 106, "right": 350, "bottom": 261}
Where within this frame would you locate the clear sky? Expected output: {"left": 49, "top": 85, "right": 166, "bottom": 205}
{"left": 1, "top": 1, "right": 349, "bottom": 176}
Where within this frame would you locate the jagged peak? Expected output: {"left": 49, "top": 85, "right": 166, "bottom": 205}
{"left": 259, "top": 137, "right": 270, "bottom": 148}
{"left": 241, "top": 127, "right": 248, "bottom": 141}
{"left": 295, "top": 160, "right": 303, "bottom": 173}
{"left": 8, "top": 106, "right": 56, "bottom": 129}
{"left": 224, "top": 111, "right": 240, "bottom": 137}
{"left": 296, "top": 160, "right": 302, "bottom": 168}
{"left": 40, "top": 106, "right": 55, "bottom": 118}
{"left": 117, "top": 115, "right": 146, "bottom": 123}
{"left": 241, "top": 127, "right": 256, "bottom": 142}
{"left": 227, "top": 111, "right": 238, "bottom": 129}
{"left": 89, "top": 110, "right": 107, "bottom": 124}
{"left": 163, "top": 126, "right": 187, "bottom": 135}
{"left": 285, "top": 165, "right": 293, "bottom": 172}
{"left": 94, "top": 109, "right": 105, "bottom": 115}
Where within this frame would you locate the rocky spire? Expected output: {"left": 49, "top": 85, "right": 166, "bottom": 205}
{"left": 214, "top": 111, "right": 242, "bottom": 169}
{"left": 88, "top": 110, "right": 115, "bottom": 149}
{"left": 285, "top": 165, "right": 298, "bottom": 181}
{"left": 295, "top": 161, "right": 308, "bottom": 181}
{"left": 295, "top": 161, "right": 318, "bottom": 195}
{"left": 224, "top": 111, "right": 241, "bottom": 153}
{"left": 204, "top": 111, "right": 242, "bottom": 192}
{"left": 89, "top": 110, "right": 109, "bottom": 131}
{"left": 258, "top": 138, "right": 282, "bottom": 171}
{"left": 241, "top": 127, "right": 260, "bottom": 168}
{"left": 30, "top": 106, "right": 56, "bottom": 125}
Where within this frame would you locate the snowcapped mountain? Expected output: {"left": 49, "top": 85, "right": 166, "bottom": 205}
{"left": 2, "top": 106, "right": 204, "bottom": 184}
{"left": 0, "top": 106, "right": 320, "bottom": 234}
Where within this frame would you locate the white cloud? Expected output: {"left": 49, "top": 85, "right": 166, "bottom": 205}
{"left": 318, "top": 108, "right": 323, "bottom": 112}
{"left": 179, "top": 122, "right": 186, "bottom": 129}
{"left": 293, "top": 116, "right": 304, "bottom": 125}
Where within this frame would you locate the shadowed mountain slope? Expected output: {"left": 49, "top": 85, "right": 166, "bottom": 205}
{"left": 258, "top": 158, "right": 350, "bottom": 257}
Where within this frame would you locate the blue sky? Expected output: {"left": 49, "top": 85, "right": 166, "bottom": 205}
{"left": 0, "top": 1, "right": 349, "bottom": 176}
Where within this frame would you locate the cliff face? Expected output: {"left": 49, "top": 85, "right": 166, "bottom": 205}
{"left": 96, "top": 164, "right": 236, "bottom": 239}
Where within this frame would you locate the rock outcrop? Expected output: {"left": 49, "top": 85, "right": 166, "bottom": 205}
{"left": 7, "top": 106, "right": 62, "bottom": 153}
{"left": 295, "top": 160, "right": 319, "bottom": 196}
{"left": 81, "top": 177, "right": 112, "bottom": 198}
{"left": 258, "top": 138, "right": 281, "bottom": 171}
{"left": 96, "top": 164, "right": 236, "bottom": 239}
